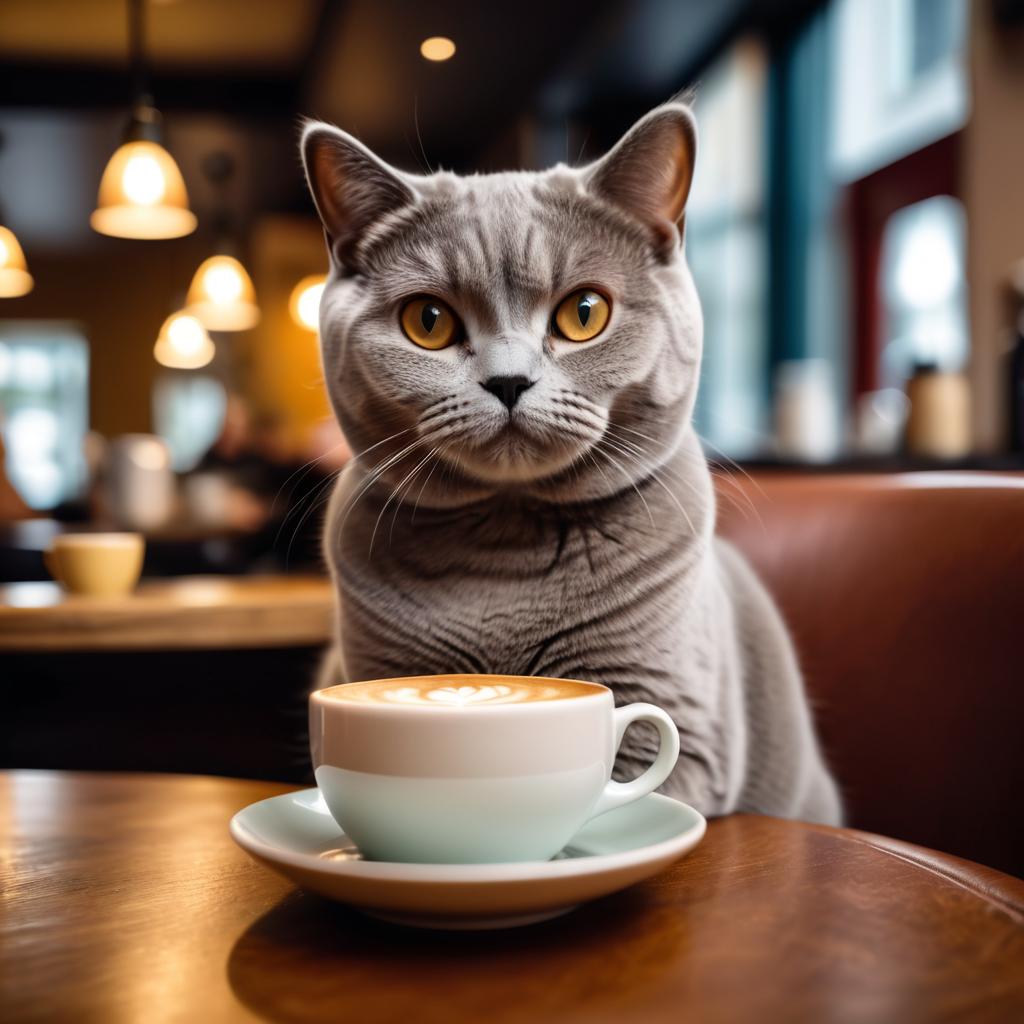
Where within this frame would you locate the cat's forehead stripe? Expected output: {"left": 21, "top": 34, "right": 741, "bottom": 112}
{"left": 357, "top": 171, "right": 651, "bottom": 313}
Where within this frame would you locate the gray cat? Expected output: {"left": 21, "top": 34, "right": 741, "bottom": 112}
{"left": 300, "top": 103, "right": 842, "bottom": 825}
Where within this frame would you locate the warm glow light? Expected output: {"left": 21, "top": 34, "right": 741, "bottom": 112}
{"left": 289, "top": 275, "right": 326, "bottom": 331}
{"left": 122, "top": 153, "right": 166, "bottom": 204}
{"left": 0, "top": 225, "right": 34, "bottom": 297}
{"left": 420, "top": 36, "right": 456, "bottom": 61}
{"left": 185, "top": 254, "right": 259, "bottom": 331}
{"left": 153, "top": 311, "right": 215, "bottom": 369}
{"left": 91, "top": 140, "right": 197, "bottom": 239}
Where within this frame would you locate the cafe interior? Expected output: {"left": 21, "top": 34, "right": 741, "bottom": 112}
{"left": 2, "top": 1, "right": 1023, "bottom": 1020}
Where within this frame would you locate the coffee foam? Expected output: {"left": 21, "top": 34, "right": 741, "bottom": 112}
{"left": 323, "top": 676, "right": 603, "bottom": 708}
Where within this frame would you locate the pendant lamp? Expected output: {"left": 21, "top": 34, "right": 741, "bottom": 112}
{"left": 185, "top": 152, "right": 259, "bottom": 331}
{"left": 91, "top": 0, "right": 196, "bottom": 240}
{"left": 153, "top": 311, "right": 215, "bottom": 369}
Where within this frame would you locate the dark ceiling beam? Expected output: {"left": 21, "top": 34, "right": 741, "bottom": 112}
{"left": 297, "top": 0, "right": 347, "bottom": 103}
{"left": 0, "top": 61, "right": 300, "bottom": 117}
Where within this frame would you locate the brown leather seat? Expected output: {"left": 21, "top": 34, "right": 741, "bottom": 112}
{"left": 715, "top": 471, "right": 1024, "bottom": 878}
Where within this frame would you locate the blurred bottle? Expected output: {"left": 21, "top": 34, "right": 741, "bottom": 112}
{"left": 904, "top": 363, "right": 971, "bottom": 459}
{"left": 852, "top": 388, "right": 910, "bottom": 456}
{"left": 106, "top": 434, "right": 175, "bottom": 530}
{"left": 773, "top": 359, "right": 840, "bottom": 462}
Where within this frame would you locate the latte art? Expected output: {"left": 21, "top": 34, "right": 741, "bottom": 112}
{"left": 324, "top": 675, "right": 603, "bottom": 708}
{"left": 386, "top": 684, "right": 525, "bottom": 706}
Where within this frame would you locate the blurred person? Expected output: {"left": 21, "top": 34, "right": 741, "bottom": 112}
{"left": 0, "top": 430, "right": 31, "bottom": 523}
{"left": 189, "top": 393, "right": 276, "bottom": 534}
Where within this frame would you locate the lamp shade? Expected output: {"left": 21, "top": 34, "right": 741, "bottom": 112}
{"left": 0, "top": 225, "right": 33, "bottom": 297}
{"left": 91, "top": 140, "right": 197, "bottom": 240}
{"left": 153, "top": 311, "right": 215, "bottom": 369}
{"left": 289, "top": 274, "right": 326, "bottom": 331}
{"left": 185, "top": 254, "right": 260, "bottom": 331}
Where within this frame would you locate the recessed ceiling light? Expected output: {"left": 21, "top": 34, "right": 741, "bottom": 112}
{"left": 420, "top": 36, "right": 456, "bottom": 62}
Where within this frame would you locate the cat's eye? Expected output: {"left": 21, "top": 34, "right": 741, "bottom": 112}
{"left": 553, "top": 289, "right": 611, "bottom": 342}
{"left": 400, "top": 296, "right": 461, "bottom": 350}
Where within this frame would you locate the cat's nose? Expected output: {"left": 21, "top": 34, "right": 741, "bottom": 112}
{"left": 482, "top": 375, "right": 534, "bottom": 410}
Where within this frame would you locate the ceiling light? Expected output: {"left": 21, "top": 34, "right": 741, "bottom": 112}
{"left": 185, "top": 254, "right": 260, "bottom": 331}
{"left": 0, "top": 225, "right": 33, "bottom": 298}
{"left": 153, "top": 311, "right": 215, "bottom": 369}
{"left": 289, "top": 275, "right": 326, "bottom": 331}
{"left": 420, "top": 37, "right": 456, "bottom": 61}
{"left": 91, "top": 0, "right": 196, "bottom": 240}
{"left": 91, "top": 136, "right": 196, "bottom": 239}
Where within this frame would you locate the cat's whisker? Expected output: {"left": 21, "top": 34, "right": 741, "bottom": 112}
{"left": 602, "top": 425, "right": 712, "bottom": 507}
{"left": 697, "top": 434, "right": 769, "bottom": 531}
{"left": 411, "top": 448, "right": 445, "bottom": 523}
{"left": 269, "top": 440, "right": 350, "bottom": 518}
{"left": 338, "top": 436, "right": 430, "bottom": 538}
{"left": 697, "top": 432, "right": 768, "bottom": 500}
{"left": 368, "top": 444, "right": 441, "bottom": 558}
{"left": 275, "top": 466, "right": 343, "bottom": 551}
{"left": 282, "top": 469, "right": 343, "bottom": 567}
{"left": 593, "top": 441, "right": 656, "bottom": 530}
{"left": 597, "top": 434, "right": 697, "bottom": 538}
{"left": 387, "top": 446, "right": 441, "bottom": 547}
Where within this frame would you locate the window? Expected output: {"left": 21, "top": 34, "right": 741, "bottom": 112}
{"left": 831, "top": 0, "right": 968, "bottom": 182}
{"left": 879, "top": 195, "right": 967, "bottom": 386}
{"left": 687, "top": 38, "right": 769, "bottom": 458}
{"left": 0, "top": 323, "right": 88, "bottom": 510}
{"left": 153, "top": 372, "right": 226, "bottom": 472}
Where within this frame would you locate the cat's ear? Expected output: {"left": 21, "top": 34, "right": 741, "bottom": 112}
{"left": 301, "top": 121, "right": 417, "bottom": 269}
{"left": 585, "top": 103, "right": 697, "bottom": 255}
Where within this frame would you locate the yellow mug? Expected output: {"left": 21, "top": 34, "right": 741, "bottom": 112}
{"left": 44, "top": 533, "right": 145, "bottom": 597}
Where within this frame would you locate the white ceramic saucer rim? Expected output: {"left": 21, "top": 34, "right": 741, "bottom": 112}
{"left": 229, "top": 789, "right": 706, "bottom": 885}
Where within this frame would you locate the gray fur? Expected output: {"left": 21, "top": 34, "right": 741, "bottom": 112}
{"left": 302, "top": 104, "right": 842, "bottom": 825}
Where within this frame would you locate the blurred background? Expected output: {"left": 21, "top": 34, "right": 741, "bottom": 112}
{"left": 1, "top": 0, "right": 1023, "bottom": 552}
{"left": 3, "top": 2, "right": 1024, "bottom": 848}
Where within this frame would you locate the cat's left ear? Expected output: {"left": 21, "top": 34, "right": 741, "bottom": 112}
{"left": 585, "top": 103, "right": 697, "bottom": 256}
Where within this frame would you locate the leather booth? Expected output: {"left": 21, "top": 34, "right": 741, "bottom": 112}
{"left": 715, "top": 471, "right": 1024, "bottom": 878}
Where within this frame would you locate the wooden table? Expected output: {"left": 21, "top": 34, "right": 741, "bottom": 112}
{"left": 0, "top": 575, "right": 334, "bottom": 651}
{"left": 2, "top": 772, "right": 1022, "bottom": 1023}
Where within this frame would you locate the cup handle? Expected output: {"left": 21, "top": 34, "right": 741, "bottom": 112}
{"left": 588, "top": 703, "right": 680, "bottom": 819}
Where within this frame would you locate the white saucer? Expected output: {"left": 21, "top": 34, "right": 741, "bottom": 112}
{"left": 230, "top": 788, "right": 706, "bottom": 930}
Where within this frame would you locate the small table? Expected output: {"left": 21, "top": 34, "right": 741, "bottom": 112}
{"left": 2, "top": 771, "right": 1022, "bottom": 1024}
{"left": 0, "top": 574, "right": 334, "bottom": 651}
{"left": 2, "top": 579, "right": 333, "bottom": 781}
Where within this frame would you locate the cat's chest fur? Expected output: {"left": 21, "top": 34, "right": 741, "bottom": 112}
{"left": 324, "top": 447, "right": 717, "bottom": 700}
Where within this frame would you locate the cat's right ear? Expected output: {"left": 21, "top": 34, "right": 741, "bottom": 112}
{"left": 301, "top": 121, "right": 416, "bottom": 269}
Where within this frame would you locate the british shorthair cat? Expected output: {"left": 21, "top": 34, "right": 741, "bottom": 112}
{"left": 300, "top": 103, "right": 841, "bottom": 825}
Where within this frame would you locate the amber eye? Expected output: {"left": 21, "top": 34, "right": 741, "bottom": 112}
{"left": 400, "top": 297, "right": 461, "bottom": 350}
{"left": 553, "top": 289, "right": 611, "bottom": 342}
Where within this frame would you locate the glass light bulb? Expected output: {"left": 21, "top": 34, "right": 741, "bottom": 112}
{"left": 296, "top": 281, "right": 324, "bottom": 329}
{"left": 154, "top": 311, "right": 215, "bottom": 369}
{"left": 203, "top": 263, "right": 244, "bottom": 304}
{"left": 289, "top": 274, "right": 327, "bottom": 331}
{"left": 167, "top": 315, "right": 207, "bottom": 356}
{"left": 0, "top": 225, "right": 34, "bottom": 297}
{"left": 185, "top": 254, "right": 259, "bottom": 331}
{"left": 121, "top": 153, "right": 167, "bottom": 205}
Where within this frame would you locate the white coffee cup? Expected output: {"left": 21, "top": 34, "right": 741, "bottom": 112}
{"left": 310, "top": 674, "right": 680, "bottom": 864}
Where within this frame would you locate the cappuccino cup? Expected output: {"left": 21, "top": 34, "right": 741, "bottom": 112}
{"left": 44, "top": 533, "right": 145, "bottom": 596}
{"left": 310, "top": 674, "right": 680, "bottom": 864}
